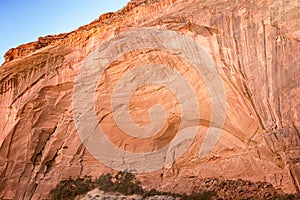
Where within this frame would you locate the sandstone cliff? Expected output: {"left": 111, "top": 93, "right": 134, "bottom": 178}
{"left": 0, "top": 0, "right": 299, "bottom": 199}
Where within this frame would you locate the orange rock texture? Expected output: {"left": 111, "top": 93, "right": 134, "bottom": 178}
{"left": 0, "top": 0, "right": 299, "bottom": 199}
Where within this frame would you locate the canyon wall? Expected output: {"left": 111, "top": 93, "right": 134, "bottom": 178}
{"left": 0, "top": 0, "right": 299, "bottom": 199}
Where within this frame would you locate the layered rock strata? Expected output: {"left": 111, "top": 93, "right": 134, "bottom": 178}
{"left": 0, "top": 0, "right": 299, "bottom": 199}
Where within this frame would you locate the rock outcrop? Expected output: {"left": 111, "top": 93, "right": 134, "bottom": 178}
{"left": 0, "top": 0, "right": 299, "bottom": 199}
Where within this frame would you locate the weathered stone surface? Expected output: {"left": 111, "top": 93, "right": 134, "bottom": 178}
{"left": 3, "top": 33, "right": 69, "bottom": 63}
{"left": 0, "top": 0, "right": 299, "bottom": 199}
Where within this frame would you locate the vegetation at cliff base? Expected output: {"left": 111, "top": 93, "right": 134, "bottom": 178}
{"left": 49, "top": 171, "right": 216, "bottom": 200}
{"left": 50, "top": 171, "right": 300, "bottom": 200}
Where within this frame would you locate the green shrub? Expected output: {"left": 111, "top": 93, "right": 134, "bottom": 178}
{"left": 181, "top": 190, "right": 217, "bottom": 200}
{"left": 49, "top": 171, "right": 144, "bottom": 200}
{"left": 112, "top": 171, "right": 143, "bottom": 195}
{"left": 270, "top": 193, "right": 300, "bottom": 200}
{"left": 50, "top": 176, "right": 95, "bottom": 200}
{"left": 95, "top": 173, "right": 113, "bottom": 191}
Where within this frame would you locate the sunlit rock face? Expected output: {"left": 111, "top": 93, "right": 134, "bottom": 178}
{"left": 0, "top": 0, "right": 299, "bottom": 199}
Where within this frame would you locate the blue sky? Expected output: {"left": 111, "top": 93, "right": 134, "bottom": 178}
{"left": 0, "top": 0, "right": 129, "bottom": 64}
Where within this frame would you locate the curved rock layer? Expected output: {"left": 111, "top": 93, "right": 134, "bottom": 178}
{"left": 0, "top": 0, "right": 299, "bottom": 199}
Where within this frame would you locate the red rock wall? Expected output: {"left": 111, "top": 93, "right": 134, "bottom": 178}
{"left": 0, "top": 0, "right": 299, "bottom": 199}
